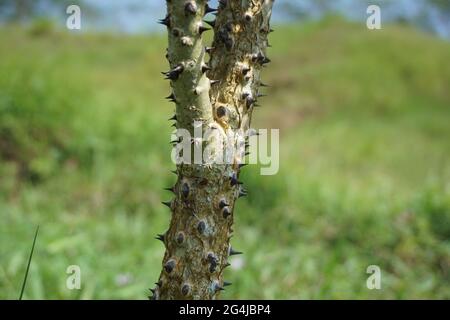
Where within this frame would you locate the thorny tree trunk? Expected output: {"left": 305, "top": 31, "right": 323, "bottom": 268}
{"left": 151, "top": 0, "right": 274, "bottom": 300}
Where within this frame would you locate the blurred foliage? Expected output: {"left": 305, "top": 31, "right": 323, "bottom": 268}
{"left": 429, "top": 0, "right": 450, "bottom": 13}
{"left": 0, "top": 18, "right": 449, "bottom": 299}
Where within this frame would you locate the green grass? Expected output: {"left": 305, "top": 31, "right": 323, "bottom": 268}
{"left": 0, "top": 18, "right": 449, "bottom": 299}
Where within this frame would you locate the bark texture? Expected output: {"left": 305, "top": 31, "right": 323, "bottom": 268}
{"left": 152, "top": 0, "right": 274, "bottom": 300}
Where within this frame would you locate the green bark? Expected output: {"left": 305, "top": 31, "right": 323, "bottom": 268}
{"left": 152, "top": 0, "right": 274, "bottom": 300}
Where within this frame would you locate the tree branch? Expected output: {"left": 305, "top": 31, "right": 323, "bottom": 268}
{"left": 152, "top": 0, "right": 274, "bottom": 300}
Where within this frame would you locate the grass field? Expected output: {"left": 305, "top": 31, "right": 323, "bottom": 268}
{"left": 0, "top": 18, "right": 449, "bottom": 299}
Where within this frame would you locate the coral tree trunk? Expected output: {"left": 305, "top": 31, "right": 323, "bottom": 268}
{"left": 152, "top": 0, "right": 274, "bottom": 300}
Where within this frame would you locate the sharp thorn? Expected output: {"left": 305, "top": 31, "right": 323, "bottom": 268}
{"left": 162, "top": 65, "right": 184, "bottom": 81}
{"left": 165, "top": 93, "right": 176, "bottom": 100}
{"left": 230, "top": 247, "right": 243, "bottom": 256}
{"left": 229, "top": 173, "right": 239, "bottom": 186}
{"left": 219, "top": 199, "right": 229, "bottom": 209}
{"left": 205, "top": 4, "right": 217, "bottom": 14}
{"left": 246, "top": 96, "right": 255, "bottom": 108}
{"left": 164, "top": 259, "right": 176, "bottom": 273}
{"left": 198, "top": 25, "right": 211, "bottom": 34}
{"left": 164, "top": 186, "right": 175, "bottom": 193}
{"left": 219, "top": 0, "right": 228, "bottom": 9}
{"left": 222, "top": 207, "right": 231, "bottom": 218}
{"left": 214, "top": 283, "right": 224, "bottom": 292}
{"left": 181, "top": 182, "right": 190, "bottom": 198}
{"left": 158, "top": 15, "right": 171, "bottom": 28}
{"left": 155, "top": 234, "right": 165, "bottom": 242}
{"left": 201, "top": 64, "right": 211, "bottom": 73}
{"left": 204, "top": 20, "right": 216, "bottom": 28}
{"left": 162, "top": 201, "right": 172, "bottom": 208}
{"left": 184, "top": 1, "right": 198, "bottom": 15}
{"left": 205, "top": 46, "right": 215, "bottom": 54}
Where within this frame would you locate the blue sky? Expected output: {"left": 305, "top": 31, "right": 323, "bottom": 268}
{"left": 76, "top": 0, "right": 447, "bottom": 38}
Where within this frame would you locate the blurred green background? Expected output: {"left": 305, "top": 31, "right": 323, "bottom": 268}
{"left": 0, "top": 1, "right": 449, "bottom": 299}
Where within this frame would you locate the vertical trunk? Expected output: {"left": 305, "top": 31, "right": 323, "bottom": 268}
{"left": 152, "top": 0, "right": 274, "bottom": 300}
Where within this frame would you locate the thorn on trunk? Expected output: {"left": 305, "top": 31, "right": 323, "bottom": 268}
{"left": 229, "top": 173, "right": 238, "bottom": 186}
{"left": 216, "top": 106, "right": 227, "bottom": 118}
{"left": 181, "top": 182, "right": 190, "bottom": 198}
{"left": 198, "top": 25, "right": 211, "bottom": 35}
{"left": 213, "top": 281, "right": 224, "bottom": 292}
{"left": 219, "top": 199, "right": 229, "bottom": 209}
{"left": 205, "top": 46, "right": 215, "bottom": 54}
{"left": 155, "top": 234, "right": 165, "bottom": 242}
{"left": 219, "top": 0, "right": 228, "bottom": 9}
{"left": 197, "top": 220, "right": 206, "bottom": 234}
{"left": 238, "top": 188, "right": 247, "bottom": 198}
{"left": 246, "top": 96, "right": 255, "bottom": 108}
{"left": 176, "top": 231, "right": 185, "bottom": 244}
{"left": 165, "top": 93, "right": 177, "bottom": 103}
{"left": 205, "top": 4, "right": 217, "bottom": 14}
{"left": 162, "top": 200, "right": 172, "bottom": 209}
{"left": 164, "top": 259, "right": 176, "bottom": 273}
{"left": 158, "top": 15, "right": 170, "bottom": 28}
{"left": 181, "top": 284, "right": 191, "bottom": 296}
{"left": 201, "top": 63, "right": 211, "bottom": 73}
{"left": 229, "top": 247, "right": 243, "bottom": 256}
{"left": 164, "top": 186, "right": 175, "bottom": 193}
{"left": 204, "top": 20, "right": 216, "bottom": 28}
{"left": 162, "top": 64, "right": 184, "bottom": 81}
{"left": 222, "top": 207, "right": 231, "bottom": 219}
{"left": 184, "top": 1, "right": 197, "bottom": 15}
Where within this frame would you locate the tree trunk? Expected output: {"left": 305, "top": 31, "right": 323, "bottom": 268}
{"left": 151, "top": 0, "right": 274, "bottom": 300}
